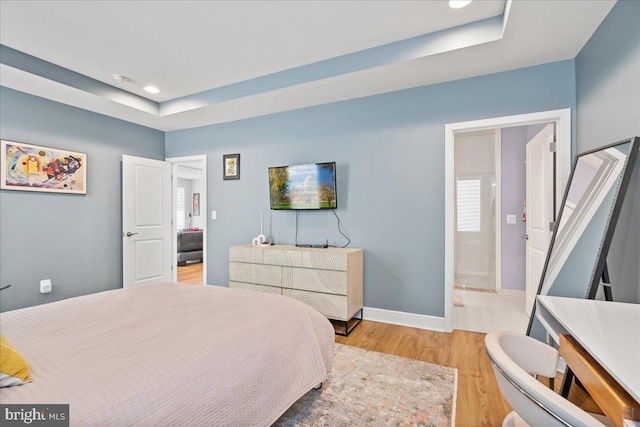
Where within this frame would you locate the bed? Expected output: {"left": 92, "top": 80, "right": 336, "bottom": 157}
{"left": 0, "top": 283, "right": 335, "bottom": 426}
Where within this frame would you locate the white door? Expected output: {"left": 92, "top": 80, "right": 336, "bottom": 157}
{"left": 525, "top": 124, "right": 555, "bottom": 314}
{"left": 122, "top": 155, "right": 173, "bottom": 287}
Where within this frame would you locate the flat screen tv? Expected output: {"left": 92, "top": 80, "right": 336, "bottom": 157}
{"left": 269, "top": 162, "right": 337, "bottom": 210}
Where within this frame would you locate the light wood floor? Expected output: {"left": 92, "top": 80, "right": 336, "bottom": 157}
{"left": 177, "top": 262, "right": 203, "bottom": 285}
{"left": 336, "top": 320, "right": 600, "bottom": 426}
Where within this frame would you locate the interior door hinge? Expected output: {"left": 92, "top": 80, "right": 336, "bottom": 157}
{"left": 549, "top": 141, "right": 557, "bottom": 152}
{"left": 549, "top": 221, "right": 557, "bottom": 232}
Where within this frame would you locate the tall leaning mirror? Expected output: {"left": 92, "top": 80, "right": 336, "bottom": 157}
{"left": 527, "top": 136, "right": 639, "bottom": 341}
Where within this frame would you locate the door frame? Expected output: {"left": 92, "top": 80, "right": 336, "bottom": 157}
{"left": 444, "top": 109, "right": 571, "bottom": 332}
{"left": 494, "top": 129, "right": 502, "bottom": 291}
{"left": 166, "top": 155, "right": 208, "bottom": 285}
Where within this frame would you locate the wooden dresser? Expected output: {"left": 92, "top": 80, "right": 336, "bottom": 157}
{"left": 229, "top": 244, "right": 363, "bottom": 335}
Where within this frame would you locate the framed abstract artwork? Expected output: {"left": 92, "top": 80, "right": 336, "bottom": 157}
{"left": 1, "top": 140, "right": 87, "bottom": 194}
{"left": 223, "top": 153, "right": 240, "bottom": 180}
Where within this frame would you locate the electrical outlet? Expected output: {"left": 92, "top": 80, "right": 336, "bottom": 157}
{"left": 40, "top": 279, "right": 52, "bottom": 294}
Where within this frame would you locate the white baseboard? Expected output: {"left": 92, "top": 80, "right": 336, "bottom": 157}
{"left": 363, "top": 306, "right": 446, "bottom": 332}
{"left": 497, "top": 289, "right": 526, "bottom": 296}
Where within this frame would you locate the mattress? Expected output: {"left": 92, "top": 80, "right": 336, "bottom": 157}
{"left": 0, "top": 283, "right": 335, "bottom": 426}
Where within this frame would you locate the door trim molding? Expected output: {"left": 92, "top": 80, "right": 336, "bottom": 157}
{"left": 166, "top": 155, "right": 208, "bottom": 285}
{"left": 495, "top": 129, "right": 502, "bottom": 292}
{"left": 444, "top": 109, "right": 571, "bottom": 332}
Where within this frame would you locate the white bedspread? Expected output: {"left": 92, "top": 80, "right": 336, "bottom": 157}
{"left": 0, "top": 283, "right": 334, "bottom": 426}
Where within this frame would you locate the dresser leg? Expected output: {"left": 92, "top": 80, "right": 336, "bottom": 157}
{"left": 560, "top": 368, "right": 574, "bottom": 398}
{"left": 330, "top": 309, "right": 363, "bottom": 336}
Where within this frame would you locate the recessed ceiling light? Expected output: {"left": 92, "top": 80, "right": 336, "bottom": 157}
{"left": 449, "top": 0, "right": 472, "bottom": 9}
{"left": 144, "top": 86, "right": 160, "bottom": 94}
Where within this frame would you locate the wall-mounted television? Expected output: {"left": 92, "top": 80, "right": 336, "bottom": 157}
{"left": 269, "top": 162, "right": 337, "bottom": 210}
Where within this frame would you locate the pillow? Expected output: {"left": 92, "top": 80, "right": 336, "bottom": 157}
{"left": 0, "top": 335, "right": 32, "bottom": 387}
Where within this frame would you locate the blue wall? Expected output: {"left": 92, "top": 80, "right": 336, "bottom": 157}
{"left": 166, "top": 60, "right": 576, "bottom": 318}
{"left": 576, "top": 0, "right": 640, "bottom": 303}
{"left": 0, "top": 87, "right": 165, "bottom": 311}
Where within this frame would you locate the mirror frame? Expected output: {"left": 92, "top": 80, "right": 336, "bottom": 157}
{"left": 526, "top": 136, "right": 639, "bottom": 335}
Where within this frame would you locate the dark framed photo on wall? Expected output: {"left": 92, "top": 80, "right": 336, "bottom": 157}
{"left": 223, "top": 153, "right": 240, "bottom": 180}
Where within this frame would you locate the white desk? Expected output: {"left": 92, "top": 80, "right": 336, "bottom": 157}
{"left": 536, "top": 296, "right": 640, "bottom": 426}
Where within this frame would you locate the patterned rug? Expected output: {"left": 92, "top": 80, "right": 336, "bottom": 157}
{"left": 274, "top": 344, "right": 457, "bottom": 427}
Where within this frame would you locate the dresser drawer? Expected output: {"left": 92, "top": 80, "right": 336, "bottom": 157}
{"left": 302, "top": 251, "right": 347, "bottom": 271}
{"left": 229, "top": 262, "right": 255, "bottom": 283}
{"left": 263, "top": 249, "right": 303, "bottom": 267}
{"left": 283, "top": 267, "right": 347, "bottom": 295}
{"left": 253, "top": 265, "right": 281, "bottom": 287}
{"left": 229, "top": 262, "right": 281, "bottom": 287}
{"left": 252, "top": 283, "right": 281, "bottom": 295}
{"left": 229, "top": 246, "right": 263, "bottom": 263}
{"left": 229, "top": 281, "right": 281, "bottom": 295}
{"left": 283, "top": 289, "right": 347, "bottom": 320}
{"left": 229, "top": 281, "right": 253, "bottom": 291}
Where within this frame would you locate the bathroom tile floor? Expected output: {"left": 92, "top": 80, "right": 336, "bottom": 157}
{"left": 454, "top": 273, "right": 495, "bottom": 291}
{"left": 454, "top": 288, "right": 528, "bottom": 334}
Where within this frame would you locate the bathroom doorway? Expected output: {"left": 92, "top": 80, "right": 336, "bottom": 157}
{"left": 444, "top": 109, "right": 571, "bottom": 333}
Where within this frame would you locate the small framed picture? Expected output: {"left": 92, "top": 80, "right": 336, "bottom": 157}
{"left": 223, "top": 154, "right": 240, "bottom": 180}
{"left": 192, "top": 193, "right": 200, "bottom": 216}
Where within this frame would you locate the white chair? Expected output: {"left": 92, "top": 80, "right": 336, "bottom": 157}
{"left": 485, "top": 331, "right": 613, "bottom": 427}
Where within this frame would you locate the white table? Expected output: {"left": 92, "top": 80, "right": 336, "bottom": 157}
{"left": 536, "top": 296, "right": 640, "bottom": 426}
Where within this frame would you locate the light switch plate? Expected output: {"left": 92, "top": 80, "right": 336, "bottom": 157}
{"left": 506, "top": 215, "right": 517, "bottom": 224}
{"left": 211, "top": 211, "right": 217, "bottom": 220}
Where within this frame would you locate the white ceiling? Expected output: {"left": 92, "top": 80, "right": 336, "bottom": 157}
{"left": 0, "top": 1, "right": 505, "bottom": 101}
{"left": 0, "top": 1, "right": 616, "bottom": 131}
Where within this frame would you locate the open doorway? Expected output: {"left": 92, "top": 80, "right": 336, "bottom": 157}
{"left": 453, "top": 125, "right": 556, "bottom": 334}
{"left": 444, "top": 109, "right": 571, "bottom": 333}
{"left": 166, "top": 155, "right": 207, "bottom": 285}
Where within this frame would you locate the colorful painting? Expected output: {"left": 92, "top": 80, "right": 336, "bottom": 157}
{"left": 1, "top": 140, "right": 87, "bottom": 194}
{"left": 193, "top": 193, "right": 200, "bottom": 216}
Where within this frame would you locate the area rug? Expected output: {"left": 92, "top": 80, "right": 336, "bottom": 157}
{"left": 274, "top": 343, "right": 457, "bottom": 427}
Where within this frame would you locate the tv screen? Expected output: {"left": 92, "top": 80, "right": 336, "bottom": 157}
{"left": 269, "top": 162, "right": 337, "bottom": 210}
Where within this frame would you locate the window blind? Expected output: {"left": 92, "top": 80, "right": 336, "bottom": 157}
{"left": 457, "top": 179, "right": 481, "bottom": 232}
{"left": 177, "top": 186, "right": 185, "bottom": 230}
